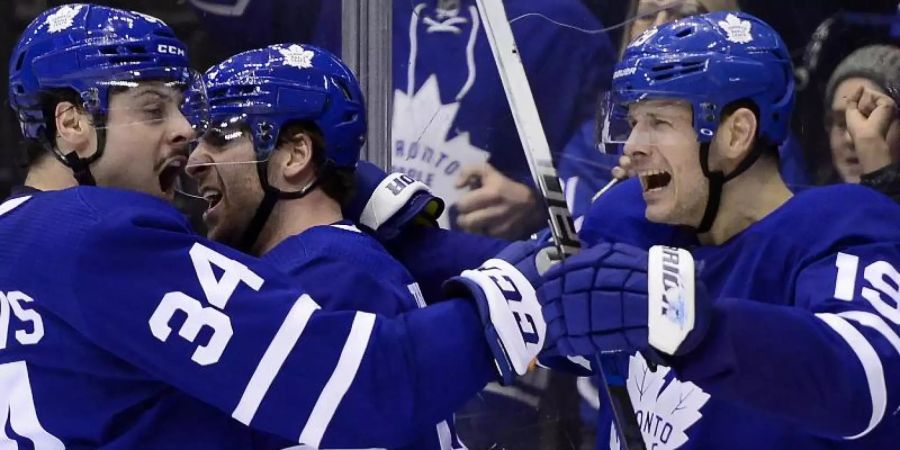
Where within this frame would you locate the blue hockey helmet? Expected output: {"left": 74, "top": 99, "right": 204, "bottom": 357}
{"left": 203, "top": 44, "right": 366, "bottom": 168}
{"left": 601, "top": 12, "right": 796, "bottom": 233}
{"left": 604, "top": 11, "right": 795, "bottom": 147}
{"left": 8, "top": 4, "right": 206, "bottom": 145}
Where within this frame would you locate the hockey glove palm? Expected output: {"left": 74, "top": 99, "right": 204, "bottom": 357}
{"left": 539, "top": 243, "right": 711, "bottom": 360}
{"left": 443, "top": 235, "right": 555, "bottom": 384}
{"left": 342, "top": 161, "right": 445, "bottom": 241}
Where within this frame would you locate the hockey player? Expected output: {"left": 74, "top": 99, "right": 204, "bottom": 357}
{"left": 539, "top": 11, "right": 900, "bottom": 449}
{"left": 186, "top": 44, "right": 464, "bottom": 449}
{"left": 1, "top": 4, "right": 551, "bottom": 448}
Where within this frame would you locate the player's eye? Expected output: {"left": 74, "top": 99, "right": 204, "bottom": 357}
{"left": 142, "top": 103, "right": 166, "bottom": 121}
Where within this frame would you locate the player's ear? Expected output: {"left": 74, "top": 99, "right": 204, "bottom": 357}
{"left": 280, "top": 130, "right": 314, "bottom": 182}
{"left": 715, "top": 107, "right": 757, "bottom": 171}
{"left": 55, "top": 101, "right": 94, "bottom": 157}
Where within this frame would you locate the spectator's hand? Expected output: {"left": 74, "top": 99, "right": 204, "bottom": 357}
{"left": 455, "top": 163, "right": 544, "bottom": 239}
{"left": 845, "top": 85, "right": 898, "bottom": 173}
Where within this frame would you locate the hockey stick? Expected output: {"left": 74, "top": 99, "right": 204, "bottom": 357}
{"left": 474, "top": 1, "right": 645, "bottom": 448}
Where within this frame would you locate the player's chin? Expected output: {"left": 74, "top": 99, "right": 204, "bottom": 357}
{"left": 644, "top": 203, "right": 671, "bottom": 224}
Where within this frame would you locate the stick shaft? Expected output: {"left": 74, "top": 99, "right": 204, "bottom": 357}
{"left": 474, "top": 1, "right": 645, "bottom": 448}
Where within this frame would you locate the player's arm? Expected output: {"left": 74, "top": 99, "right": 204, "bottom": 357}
{"left": 668, "top": 243, "right": 900, "bottom": 440}
{"left": 342, "top": 161, "right": 510, "bottom": 301}
{"left": 541, "top": 242, "right": 900, "bottom": 440}
{"left": 386, "top": 226, "right": 509, "bottom": 302}
{"left": 65, "top": 199, "right": 544, "bottom": 448}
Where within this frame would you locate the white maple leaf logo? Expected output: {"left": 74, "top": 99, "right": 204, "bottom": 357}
{"left": 278, "top": 44, "right": 315, "bottom": 69}
{"left": 718, "top": 14, "right": 753, "bottom": 44}
{"left": 46, "top": 4, "right": 83, "bottom": 33}
{"left": 629, "top": 27, "right": 658, "bottom": 48}
{"left": 391, "top": 75, "right": 490, "bottom": 228}
{"left": 609, "top": 352, "right": 710, "bottom": 450}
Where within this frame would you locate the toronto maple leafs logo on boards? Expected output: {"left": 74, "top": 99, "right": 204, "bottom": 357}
{"left": 46, "top": 4, "right": 83, "bottom": 33}
{"left": 609, "top": 353, "right": 711, "bottom": 449}
{"left": 278, "top": 45, "right": 315, "bottom": 69}
{"left": 391, "top": 76, "right": 489, "bottom": 228}
{"left": 718, "top": 14, "right": 753, "bottom": 44}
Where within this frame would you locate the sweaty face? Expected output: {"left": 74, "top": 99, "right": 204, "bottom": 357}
{"left": 828, "top": 77, "right": 900, "bottom": 183}
{"left": 186, "top": 128, "right": 265, "bottom": 247}
{"left": 92, "top": 82, "right": 194, "bottom": 201}
{"left": 624, "top": 99, "right": 708, "bottom": 226}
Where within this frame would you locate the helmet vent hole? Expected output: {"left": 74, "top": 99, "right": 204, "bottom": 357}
{"left": 675, "top": 27, "right": 693, "bottom": 38}
{"left": 14, "top": 52, "right": 25, "bottom": 71}
{"left": 127, "top": 45, "right": 145, "bottom": 54}
{"left": 100, "top": 46, "right": 118, "bottom": 55}
{"left": 333, "top": 78, "right": 352, "bottom": 101}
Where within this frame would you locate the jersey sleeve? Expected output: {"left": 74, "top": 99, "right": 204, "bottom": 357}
{"left": 63, "top": 199, "right": 494, "bottom": 448}
{"left": 670, "top": 242, "right": 900, "bottom": 441}
{"left": 386, "top": 226, "right": 509, "bottom": 302}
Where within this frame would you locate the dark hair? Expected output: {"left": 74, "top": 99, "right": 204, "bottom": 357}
{"left": 276, "top": 121, "right": 356, "bottom": 204}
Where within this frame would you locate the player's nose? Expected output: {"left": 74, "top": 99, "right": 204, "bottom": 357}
{"left": 186, "top": 144, "right": 212, "bottom": 179}
{"left": 167, "top": 109, "right": 195, "bottom": 148}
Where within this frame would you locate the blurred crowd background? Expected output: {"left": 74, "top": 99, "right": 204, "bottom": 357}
{"left": 3, "top": 1, "right": 899, "bottom": 448}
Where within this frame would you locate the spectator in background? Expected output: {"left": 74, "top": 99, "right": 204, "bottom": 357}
{"left": 618, "top": 0, "right": 737, "bottom": 56}
{"left": 825, "top": 44, "right": 900, "bottom": 200}
{"left": 391, "top": 0, "right": 615, "bottom": 239}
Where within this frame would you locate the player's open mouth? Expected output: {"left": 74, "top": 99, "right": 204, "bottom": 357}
{"left": 201, "top": 188, "right": 223, "bottom": 213}
{"left": 159, "top": 157, "right": 186, "bottom": 195}
{"left": 638, "top": 169, "right": 672, "bottom": 193}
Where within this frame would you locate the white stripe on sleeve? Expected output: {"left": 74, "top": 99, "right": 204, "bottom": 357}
{"left": 816, "top": 313, "right": 887, "bottom": 439}
{"left": 298, "top": 311, "right": 376, "bottom": 447}
{"left": 233, "top": 294, "right": 320, "bottom": 425}
{"left": 839, "top": 311, "right": 900, "bottom": 357}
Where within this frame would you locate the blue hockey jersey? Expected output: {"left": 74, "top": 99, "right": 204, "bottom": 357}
{"left": 586, "top": 184, "right": 900, "bottom": 449}
{"left": 391, "top": 0, "right": 615, "bottom": 230}
{"left": 262, "top": 221, "right": 463, "bottom": 449}
{"left": 0, "top": 186, "right": 495, "bottom": 449}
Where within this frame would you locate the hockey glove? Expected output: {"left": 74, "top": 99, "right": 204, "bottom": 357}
{"left": 342, "top": 161, "right": 445, "bottom": 241}
{"left": 443, "top": 235, "right": 555, "bottom": 384}
{"left": 539, "top": 243, "right": 711, "bottom": 361}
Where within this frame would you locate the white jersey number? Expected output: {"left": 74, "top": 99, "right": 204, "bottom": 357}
{"left": 149, "top": 243, "right": 264, "bottom": 366}
{"left": 834, "top": 253, "right": 900, "bottom": 324}
{"left": 0, "top": 291, "right": 44, "bottom": 350}
{"left": 0, "top": 361, "right": 63, "bottom": 449}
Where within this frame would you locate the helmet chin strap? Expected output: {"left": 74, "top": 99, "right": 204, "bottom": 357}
{"left": 237, "top": 160, "right": 331, "bottom": 253}
{"left": 695, "top": 141, "right": 765, "bottom": 234}
{"left": 51, "top": 118, "right": 107, "bottom": 187}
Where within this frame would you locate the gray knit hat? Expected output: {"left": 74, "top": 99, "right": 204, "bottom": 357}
{"left": 826, "top": 44, "right": 900, "bottom": 109}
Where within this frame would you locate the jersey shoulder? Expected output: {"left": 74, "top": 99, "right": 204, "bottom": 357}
{"left": 264, "top": 224, "right": 419, "bottom": 314}
{"left": 0, "top": 187, "right": 190, "bottom": 256}
{"left": 766, "top": 184, "right": 900, "bottom": 246}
